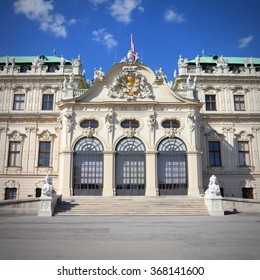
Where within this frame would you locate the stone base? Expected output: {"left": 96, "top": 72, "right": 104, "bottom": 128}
{"left": 38, "top": 195, "right": 59, "bottom": 217}
{"left": 205, "top": 194, "right": 224, "bottom": 216}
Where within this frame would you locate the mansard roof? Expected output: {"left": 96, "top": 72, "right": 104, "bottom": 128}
{"left": 189, "top": 55, "right": 260, "bottom": 65}
{"left": 0, "top": 55, "right": 71, "bottom": 65}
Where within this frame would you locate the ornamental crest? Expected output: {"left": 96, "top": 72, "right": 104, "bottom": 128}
{"left": 108, "top": 66, "right": 153, "bottom": 100}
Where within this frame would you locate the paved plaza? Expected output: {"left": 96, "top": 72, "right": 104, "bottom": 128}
{"left": 0, "top": 213, "right": 260, "bottom": 260}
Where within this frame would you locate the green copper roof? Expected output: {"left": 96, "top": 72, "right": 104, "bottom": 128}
{"left": 0, "top": 55, "right": 70, "bottom": 64}
{"left": 189, "top": 56, "right": 260, "bottom": 65}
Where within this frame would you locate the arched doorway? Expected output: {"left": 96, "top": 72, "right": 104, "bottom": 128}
{"left": 73, "top": 137, "right": 103, "bottom": 195}
{"left": 157, "top": 137, "right": 188, "bottom": 195}
{"left": 115, "top": 137, "right": 146, "bottom": 196}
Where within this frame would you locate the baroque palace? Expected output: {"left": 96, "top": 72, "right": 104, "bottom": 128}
{"left": 0, "top": 49, "right": 260, "bottom": 201}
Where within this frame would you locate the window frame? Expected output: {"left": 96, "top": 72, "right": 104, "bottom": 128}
{"left": 161, "top": 119, "right": 181, "bottom": 129}
{"left": 80, "top": 119, "right": 99, "bottom": 129}
{"left": 234, "top": 95, "right": 245, "bottom": 111}
{"left": 205, "top": 94, "right": 217, "bottom": 111}
{"left": 121, "top": 119, "right": 140, "bottom": 129}
{"left": 238, "top": 141, "right": 250, "bottom": 167}
{"left": 38, "top": 141, "right": 51, "bottom": 167}
{"left": 42, "top": 94, "right": 54, "bottom": 111}
{"left": 13, "top": 94, "right": 25, "bottom": 111}
{"left": 8, "top": 141, "right": 21, "bottom": 167}
{"left": 208, "top": 141, "right": 222, "bottom": 167}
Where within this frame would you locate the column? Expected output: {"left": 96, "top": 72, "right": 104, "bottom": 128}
{"left": 59, "top": 149, "right": 72, "bottom": 197}
{"left": 145, "top": 151, "right": 157, "bottom": 196}
{"left": 187, "top": 151, "right": 203, "bottom": 196}
{"left": 103, "top": 151, "right": 114, "bottom": 196}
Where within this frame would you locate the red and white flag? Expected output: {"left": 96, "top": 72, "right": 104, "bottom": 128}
{"left": 131, "top": 34, "right": 135, "bottom": 54}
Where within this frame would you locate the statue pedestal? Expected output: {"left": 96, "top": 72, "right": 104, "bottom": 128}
{"left": 38, "top": 195, "right": 59, "bottom": 217}
{"left": 205, "top": 194, "right": 224, "bottom": 216}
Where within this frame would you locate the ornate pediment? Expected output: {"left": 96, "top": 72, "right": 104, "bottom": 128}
{"left": 107, "top": 65, "right": 154, "bottom": 100}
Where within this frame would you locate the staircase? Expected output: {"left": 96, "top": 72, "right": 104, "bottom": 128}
{"left": 54, "top": 196, "right": 209, "bottom": 216}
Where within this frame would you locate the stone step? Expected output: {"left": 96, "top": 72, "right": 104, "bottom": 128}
{"left": 54, "top": 196, "right": 209, "bottom": 216}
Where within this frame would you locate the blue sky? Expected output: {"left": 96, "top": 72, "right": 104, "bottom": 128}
{"left": 1, "top": 0, "right": 260, "bottom": 81}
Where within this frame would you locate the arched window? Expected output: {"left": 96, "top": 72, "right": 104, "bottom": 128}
{"left": 157, "top": 138, "right": 187, "bottom": 195}
{"left": 73, "top": 137, "right": 103, "bottom": 196}
{"left": 115, "top": 137, "right": 145, "bottom": 196}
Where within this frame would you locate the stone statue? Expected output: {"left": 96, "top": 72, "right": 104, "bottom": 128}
{"left": 147, "top": 112, "right": 156, "bottom": 131}
{"left": 195, "top": 55, "right": 200, "bottom": 67}
{"left": 205, "top": 175, "right": 221, "bottom": 196}
{"left": 94, "top": 67, "right": 105, "bottom": 80}
{"left": 60, "top": 55, "right": 65, "bottom": 66}
{"left": 41, "top": 175, "right": 55, "bottom": 197}
{"left": 155, "top": 67, "right": 167, "bottom": 81}
{"left": 11, "top": 56, "right": 15, "bottom": 67}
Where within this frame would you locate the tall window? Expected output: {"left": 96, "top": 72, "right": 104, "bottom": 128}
{"left": 209, "top": 141, "right": 221, "bottom": 167}
{"left": 13, "top": 94, "right": 25, "bottom": 110}
{"left": 157, "top": 138, "right": 187, "bottom": 195}
{"left": 8, "top": 141, "right": 21, "bottom": 167}
{"left": 234, "top": 95, "right": 245, "bottom": 111}
{"left": 205, "top": 95, "right": 216, "bottom": 111}
{"left": 38, "top": 141, "right": 51, "bottom": 167}
{"left": 238, "top": 141, "right": 250, "bottom": 166}
{"left": 42, "top": 94, "right": 54, "bottom": 110}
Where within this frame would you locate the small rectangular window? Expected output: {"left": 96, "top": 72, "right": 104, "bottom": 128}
{"left": 209, "top": 141, "right": 221, "bottom": 167}
{"left": 205, "top": 95, "right": 216, "bottom": 111}
{"left": 238, "top": 141, "right": 250, "bottom": 166}
{"left": 8, "top": 141, "right": 21, "bottom": 167}
{"left": 38, "top": 141, "right": 51, "bottom": 167}
{"left": 42, "top": 94, "right": 54, "bottom": 110}
{"left": 234, "top": 95, "right": 245, "bottom": 111}
{"left": 13, "top": 94, "right": 25, "bottom": 110}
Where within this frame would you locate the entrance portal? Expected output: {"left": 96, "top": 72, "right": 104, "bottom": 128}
{"left": 115, "top": 137, "right": 146, "bottom": 196}
{"left": 157, "top": 138, "right": 188, "bottom": 195}
{"left": 73, "top": 137, "right": 103, "bottom": 195}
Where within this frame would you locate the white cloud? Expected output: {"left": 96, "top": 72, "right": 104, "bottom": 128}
{"left": 164, "top": 9, "right": 185, "bottom": 23}
{"left": 109, "top": 0, "right": 142, "bottom": 24}
{"left": 14, "top": 0, "right": 67, "bottom": 38}
{"left": 92, "top": 28, "right": 118, "bottom": 49}
{"left": 88, "top": 0, "right": 108, "bottom": 10}
{"left": 238, "top": 35, "right": 254, "bottom": 48}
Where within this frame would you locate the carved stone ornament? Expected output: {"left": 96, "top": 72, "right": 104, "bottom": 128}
{"left": 124, "top": 127, "right": 136, "bottom": 138}
{"left": 83, "top": 127, "right": 95, "bottom": 138}
{"left": 8, "top": 130, "right": 26, "bottom": 141}
{"left": 147, "top": 112, "right": 156, "bottom": 131}
{"left": 235, "top": 131, "right": 253, "bottom": 141}
{"left": 37, "top": 130, "right": 56, "bottom": 141}
{"left": 165, "top": 127, "right": 178, "bottom": 138}
{"left": 108, "top": 65, "right": 153, "bottom": 100}
{"left": 105, "top": 109, "right": 115, "bottom": 132}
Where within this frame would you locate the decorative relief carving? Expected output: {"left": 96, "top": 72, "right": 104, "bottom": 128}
{"left": 124, "top": 127, "right": 136, "bottom": 138}
{"left": 5, "top": 180, "right": 20, "bottom": 189}
{"left": 37, "top": 130, "right": 56, "bottom": 141}
{"left": 147, "top": 111, "right": 156, "bottom": 132}
{"left": 82, "top": 127, "right": 95, "bottom": 138}
{"left": 64, "top": 113, "right": 74, "bottom": 132}
{"left": 108, "top": 65, "right": 154, "bottom": 100}
{"left": 105, "top": 108, "right": 115, "bottom": 132}
{"left": 235, "top": 131, "right": 253, "bottom": 141}
{"left": 8, "top": 130, "right": 26, "bottom": 141}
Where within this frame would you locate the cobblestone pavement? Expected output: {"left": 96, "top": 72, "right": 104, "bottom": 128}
{"left": 0, "top": 213, "right": 260, "bottom": 260}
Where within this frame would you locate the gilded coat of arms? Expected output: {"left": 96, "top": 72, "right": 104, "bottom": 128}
{"left": 108, "top": 66, "right": 153, "bottom": 100}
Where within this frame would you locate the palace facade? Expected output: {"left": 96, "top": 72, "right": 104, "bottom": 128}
{"left": 0, "top": 52, "right": 260, "bottom": 200}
